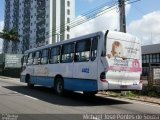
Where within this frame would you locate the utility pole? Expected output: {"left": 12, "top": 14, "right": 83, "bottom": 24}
{"left": 119, "top": 0, "right": 127, "bottom": 96}
{"left": 119, "top": 0, "right": 126, "bottom": 33}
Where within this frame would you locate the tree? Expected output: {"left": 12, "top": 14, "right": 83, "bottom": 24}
{"left": 0, "top": 29, "right": 19, "bottom": 42}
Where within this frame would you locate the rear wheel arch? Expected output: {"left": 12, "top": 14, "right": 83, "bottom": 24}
{"left": 25, "top": 74, "right": 34, "bottom": 88}
{"left": 54, "top": 74, "right": 63, "bottom": 85}
{"left": 54, "top": 74, "right": 64, "bottom": 95}
{"left": 25, "top": 74, "right": 30, "bottom": 83}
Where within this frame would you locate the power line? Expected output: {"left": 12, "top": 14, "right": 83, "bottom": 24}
{"left": 45, "top": 0, "right": 118, "bottom": 38}
{"left": 132, "top": 4, "right": 145, "bottom": 15}
{"left": 10, "top": 0, "right": 141, "bottom": 51}
{"left": 45, "top": 0, "right": 141, "bottom": 40}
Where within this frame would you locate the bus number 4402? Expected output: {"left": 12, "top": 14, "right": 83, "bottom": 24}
{"left": 82, "top": 68, "right": 90, "bottom": 73}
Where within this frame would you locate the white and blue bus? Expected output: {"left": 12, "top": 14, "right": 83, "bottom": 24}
{"left": 20, "top": 30, "right": 142, "bottom": 95}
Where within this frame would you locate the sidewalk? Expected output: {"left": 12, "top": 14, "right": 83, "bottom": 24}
{"left": 99, "top": 91, "right": 160, "bottom": 105}
{"left": 127, "top": 95, "right": 160, "bottom": 105}
{"left": 0, "top": 76, "right": 19, "bottom": 81}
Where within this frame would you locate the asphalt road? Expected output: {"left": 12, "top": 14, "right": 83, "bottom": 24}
{"left": 0, "top": 77, "right": 160, "bottom": 120}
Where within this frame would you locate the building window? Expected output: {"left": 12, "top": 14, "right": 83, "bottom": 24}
{"left": 67, "top": 18, "right": 70, "bottom": 23}
{"left": 46, "top": 23, "right": 49, "bottom": 27}
{"left": 146, "top": 55, "right": 149, "bottom": 63}
{"left": 67, "top": 1, "right": 70, "bottom": 7}
{"left": 46, "top": 32, "right": 49, "bottom": 35}
{"left": 153, "top": 54, "right": 156, "bottom": 63}
{"left": 150, "top": 54, "right": 152, "bottom": 63}
{"left": 157, "top": 54, "right": 160, "bottom": 63}
{"left": 67, "top": 26, "right": 70, "bottom": 32}
{"left": 45, "top": 41, "right": 48, "bottom": 45}
{"left": 67, "top": 34, "right": 70, "bottom": 39}
{"left": 142, "top": 55, "right": 146, "bottom": 63}
{"left": 67, "top": 9, "right": 70, "bottom": 15}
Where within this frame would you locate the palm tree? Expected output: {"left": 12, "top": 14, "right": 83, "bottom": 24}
{"left": 0, "top": 29, "right": 19, "bottom": 42}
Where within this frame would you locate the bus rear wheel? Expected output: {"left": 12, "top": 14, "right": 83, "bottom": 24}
{"left": 54, "top": 77, "right": 64, "bottom": 95}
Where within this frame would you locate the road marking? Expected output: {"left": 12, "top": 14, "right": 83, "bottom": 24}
{"left": 13, "top": 91, "right": 18, "bottom": 94}
{"left": 24, "top": 95, "right": 39, "bottom": 100}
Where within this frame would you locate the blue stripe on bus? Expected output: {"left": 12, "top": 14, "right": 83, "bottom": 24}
{"left": 21, "top": 75, "right": 98, "bottom": 91}
{"left": 64, "top": 78, "right": 97, "bottom": 91}
{"left": 31, "top": 76, "right": 54, "bottom": 88}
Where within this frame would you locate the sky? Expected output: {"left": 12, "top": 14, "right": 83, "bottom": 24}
{"left": 0, "top": 0, "right": 160, "bottom": 52}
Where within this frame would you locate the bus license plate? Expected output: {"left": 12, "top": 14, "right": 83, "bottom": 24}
{"left": 120, "top": 85, "right": 128, "bottom": 89}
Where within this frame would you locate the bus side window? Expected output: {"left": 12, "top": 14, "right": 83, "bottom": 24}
{"left": 22, "top": 55, "right": 27, "bottom": 67}
{"left": 27, "top": 53, "right": 34, "bottom": 65}
{"left": 33, "top": 51, "right": 41, "bottom": 65}
{"left": 75, "top": 39, "right": 91, "bottom": 62}
{"left": 91, "top": 36, "right": 98, "bottom": 61}
{"left": 41, "top": 49, "right": 49, "bottom": 64}
{"left": 61, "top": 43, "right": 74, "bottom": 63}
{"left": 50, "top": 46, "right": 60, "bottom": 64}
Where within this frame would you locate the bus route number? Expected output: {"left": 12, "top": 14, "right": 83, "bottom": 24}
{"left": 82, "top": 68, "right": 90, "bottom": 73}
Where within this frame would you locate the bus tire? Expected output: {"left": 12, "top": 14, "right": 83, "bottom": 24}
{"left": 26, "top": 75, "right": 34, "bottom": 88}
{"left": 54, "top": 77, "right": 64, "bottom": 95}
{"left": 83, "top": 91, "right": 97, "bottom": 96}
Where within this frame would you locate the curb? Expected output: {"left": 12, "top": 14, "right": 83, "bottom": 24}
{"left": 127, "top": 97, "right": 160, "bottom": 105}
{"left": 99, "top": 92, "right": 160, "bottom": 105}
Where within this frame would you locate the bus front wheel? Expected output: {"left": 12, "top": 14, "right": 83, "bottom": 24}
{"left": 54, "top": 77, "right": 64, "bottom": 95}
{"left": 26, "top": 75, "right": 34, "bottom": 88}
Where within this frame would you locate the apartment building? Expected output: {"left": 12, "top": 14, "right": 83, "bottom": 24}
{"left": 3, "top": 0, "right": 75, "bottom": 54}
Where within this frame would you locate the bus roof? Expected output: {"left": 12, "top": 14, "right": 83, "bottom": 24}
{"left": 24, "top": 30, "right": 138, "bottom": 53}
{"left": 24, "top": 31, "right": 104, "bottom": 53}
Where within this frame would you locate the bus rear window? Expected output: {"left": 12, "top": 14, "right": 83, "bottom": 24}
{"left": 106, "top": 37, "right": 140, "bottom": 60}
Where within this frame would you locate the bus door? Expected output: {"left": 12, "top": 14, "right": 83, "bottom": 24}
{"left": 60, "top": 43, "right": 75, "bottom": 78}
{"left": 73, "top": 37, "right": 99, "bottom": 86}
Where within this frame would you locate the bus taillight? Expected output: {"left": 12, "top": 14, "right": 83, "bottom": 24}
{"left": 100, "top": 79, "right": 108, "bottom": 83}
{"left": 100, "top": 72, "right": 108, "bottom": 83}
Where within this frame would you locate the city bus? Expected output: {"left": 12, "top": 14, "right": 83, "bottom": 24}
{"left": 20, "top": 30, "right": 142, "bottom": 95}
